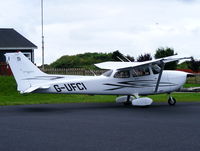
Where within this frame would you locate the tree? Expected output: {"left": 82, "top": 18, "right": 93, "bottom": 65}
{"left": 50, "top": 51, "right": 135, "bottom": 69}
{"left": 126, "top": 55, "right": 135, "bottom": 62}
{"left": 112, "top": 50, "right": 134, "bottom": 62}
{"left": 154, "top": 47, "right": 177, "bottom": 70}
{"left": 50, "top": 52, "right": 113, "bottom": 69}
{"left": 137, "top": 53, "right": 152, "bottom": 62}
{"left": 112, "top": 50, "right": 124, "bottom": 61}
{"left": 187, "top": 57, "right": 200, "bottom": 73}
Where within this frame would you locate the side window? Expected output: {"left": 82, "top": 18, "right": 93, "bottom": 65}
{"left": 114, "top": 70, "right": 130, "bottom": 78}
{"left": 132, "top": 67, "right": 150, "bottom": 77}
{"left": 152, "top": 64, "right": 161, "bottom": 74}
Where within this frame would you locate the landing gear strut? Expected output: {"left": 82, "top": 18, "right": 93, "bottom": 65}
{"left": 168, "top": 96, "right": 176, "bottom": 106}
{"left": 123, "top": 95, "right": 132, "bottom": 105}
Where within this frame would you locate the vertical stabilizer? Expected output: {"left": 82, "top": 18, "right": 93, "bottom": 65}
{"left": 5, "top": 52, "right": 47, "bottom": 93}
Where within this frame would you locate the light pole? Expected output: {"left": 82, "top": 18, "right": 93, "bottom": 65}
{"left": 41, "top": 0, "right": 44, "bottom": 69}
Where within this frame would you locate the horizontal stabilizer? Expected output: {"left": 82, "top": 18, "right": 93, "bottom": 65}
{"left": 22, "top": 85, "right": 50, "bottom": 94}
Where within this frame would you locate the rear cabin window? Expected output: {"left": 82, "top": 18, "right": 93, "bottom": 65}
{"left": 114, "top": 70, "right": 130, "bottom": 78}
{"left": 132, "top": 67, "right": 150, "bottom": 77}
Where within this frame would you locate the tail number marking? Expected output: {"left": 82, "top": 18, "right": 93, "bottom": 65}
{"left": 54, "top": 83, "right": 87, "bottom": 92}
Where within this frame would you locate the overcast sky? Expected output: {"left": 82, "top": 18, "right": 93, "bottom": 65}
{"left": 1, "top": 0, "right": 200, "bottom": 65}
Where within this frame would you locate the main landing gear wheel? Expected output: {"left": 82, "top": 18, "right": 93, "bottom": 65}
{"left": 168, "top": 96, "right": 176, "bottom": 106}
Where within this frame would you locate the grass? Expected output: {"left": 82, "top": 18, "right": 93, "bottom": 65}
{"left": 0, "top": 76, "right": 116, "bottom": 105}
{"left": 0, "top": 76, "right": 200, "bottom": 106}
{"left": 149, "top": 93, "right": 200, "bottom": 102}
{"left": 183, "top": 83, "right": 200, "bottom": 88}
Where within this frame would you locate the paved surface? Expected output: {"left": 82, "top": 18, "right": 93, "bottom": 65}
{"left": 0, "top": 102, "right": 200, "bottom": 151}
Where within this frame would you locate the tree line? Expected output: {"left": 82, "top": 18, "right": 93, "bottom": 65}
{"left": 49, "top": 47, "right": 200, "bottom": 72}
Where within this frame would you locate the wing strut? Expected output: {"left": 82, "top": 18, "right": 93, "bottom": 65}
{"left": 154, "top": 61, "right": 165, "bottom": 93}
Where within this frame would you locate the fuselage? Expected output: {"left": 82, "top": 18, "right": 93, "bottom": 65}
{"left": 35, "top": 70, "right": 187, "bottom": 96}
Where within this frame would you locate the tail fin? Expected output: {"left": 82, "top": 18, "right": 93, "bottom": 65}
{"left": 5, "top": 52, "right": 47, "bottom": 93}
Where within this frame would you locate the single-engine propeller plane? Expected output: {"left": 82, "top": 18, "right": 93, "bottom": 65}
{"left": 5, "top": 52, "right": 191, "bottom": 106}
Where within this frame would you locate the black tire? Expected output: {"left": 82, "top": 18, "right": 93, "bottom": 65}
{"left": 123, "top": 95, "right": 132, "bottom": 105}
{"left": 123, "top": 101, "right": 132, "bottom": 105}
{"left": 168, "top": 97, "right": 176, "bottom": 106}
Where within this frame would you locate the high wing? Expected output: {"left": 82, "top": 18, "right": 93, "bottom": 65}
{"left": 95, "top": 55, "right": 191, "bottom": 93}
{"left": 95, "top": 55, "right": 191, "bottom": 70}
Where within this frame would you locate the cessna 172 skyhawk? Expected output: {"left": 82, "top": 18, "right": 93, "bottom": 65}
{"left": 5, "top": 52, "right": 191, "bottom": 106}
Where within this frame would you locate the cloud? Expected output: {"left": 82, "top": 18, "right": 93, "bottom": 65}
{"left": 1, "top": 0, "right": 200, "bottom": 65}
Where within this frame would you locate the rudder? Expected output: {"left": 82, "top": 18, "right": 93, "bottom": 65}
{"left": 5, "top": 52, "right": 47, "bottom": 93}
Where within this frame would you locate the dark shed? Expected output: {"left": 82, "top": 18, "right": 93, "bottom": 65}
{"left": 0, "top": 28, "right": 37, "bottom": 75}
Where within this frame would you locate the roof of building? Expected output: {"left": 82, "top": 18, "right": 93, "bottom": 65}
{"left": 0, "top": 28, "right": 37, "bottom": 50}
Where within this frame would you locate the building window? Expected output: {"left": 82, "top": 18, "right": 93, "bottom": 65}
{"left": 23, "top": 52, "right": 31, "bottom": 60}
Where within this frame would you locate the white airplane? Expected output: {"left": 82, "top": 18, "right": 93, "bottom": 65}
{"left": 5, "top": 52, "right": 191, "bottom": 106}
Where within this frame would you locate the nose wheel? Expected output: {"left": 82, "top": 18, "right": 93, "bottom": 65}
{"left": 168, "top": 96, "right": 176, "bottom": 106}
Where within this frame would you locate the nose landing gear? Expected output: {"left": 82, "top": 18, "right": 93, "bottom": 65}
{"left": 168, "top": 96, "right": 176, "bottom": 106}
